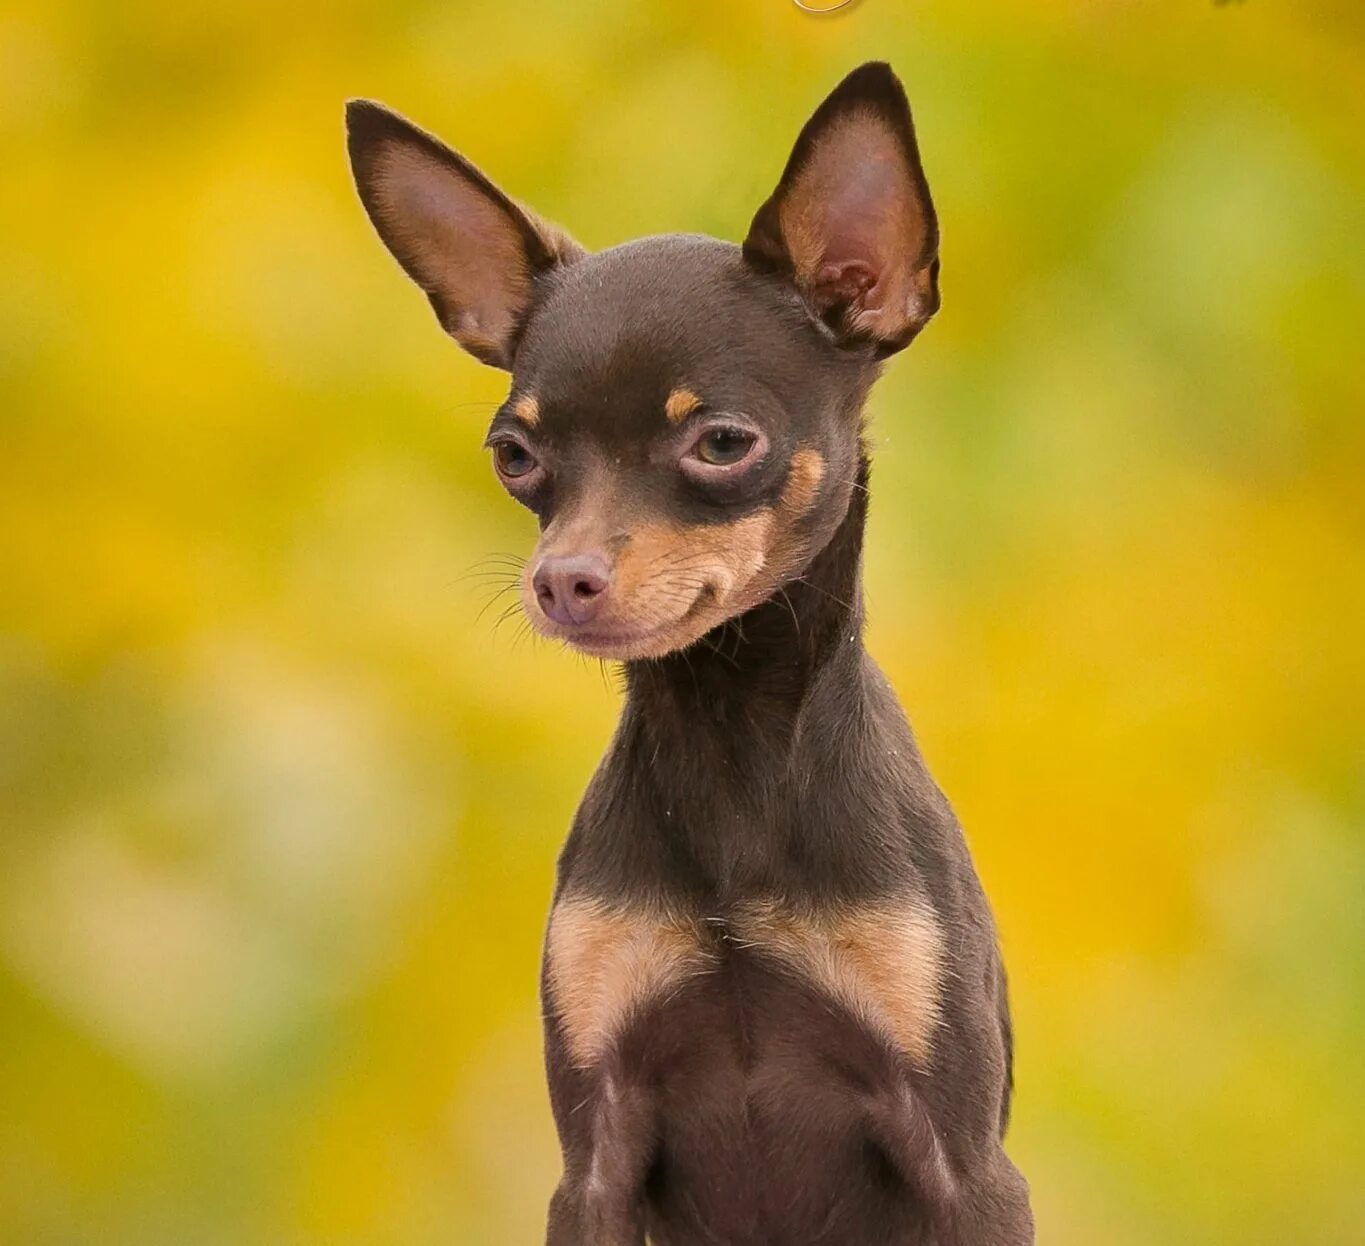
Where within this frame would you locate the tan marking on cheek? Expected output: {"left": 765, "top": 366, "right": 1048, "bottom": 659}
{"left": 546, "top": 896, "right": 710, "bottom": 1069}
{"left": 781, "top": 449, "right": 826, "bottom": 514}
{"left": 732, "top": 898, "right": 945, "bottom": 1067}
{"left": 511, "top": 394, "right": 540, "bottom": 427}
{"left": 620, "top": 511, "right": 773, "bottom": 601}
{"left": 664, "top": 387, "right": 702, "bottom": 424}
{"left": 533, "top": 507, "right": 781, "bottom": 658}
{"left": 698, "top": 510, "right": 774, "bottom": 596}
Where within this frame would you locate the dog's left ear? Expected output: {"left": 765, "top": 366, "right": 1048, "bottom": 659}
{"left": 744, "top": 62, "right": 939, "bottom": 357}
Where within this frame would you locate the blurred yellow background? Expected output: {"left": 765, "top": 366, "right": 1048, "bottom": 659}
{"left": 2, "top": 1, "right": 1363, "bottom": 1242}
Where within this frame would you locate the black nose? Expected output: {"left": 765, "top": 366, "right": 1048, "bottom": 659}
{"left": 533, "top": 554, "right": 611, "bottom": 627}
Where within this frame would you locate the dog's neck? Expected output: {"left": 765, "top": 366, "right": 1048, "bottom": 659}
{"left": 613, "top": 456, "right": 918, "bottom": 899}
{"left": 624, "top": 454, "right": 869, "bottom": 725}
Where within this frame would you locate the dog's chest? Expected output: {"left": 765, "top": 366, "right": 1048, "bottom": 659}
{"left": 544, "top": 893, "right": 945, "bottom": 1072}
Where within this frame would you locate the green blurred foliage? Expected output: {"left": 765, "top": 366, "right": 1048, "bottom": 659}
{"left": 1, "top": 1, "right": 1363, "bottom": 1242}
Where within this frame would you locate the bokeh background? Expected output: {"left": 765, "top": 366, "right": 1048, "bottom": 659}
{"left": 3, "top": 0, "right": 1363, "bottom": 1242}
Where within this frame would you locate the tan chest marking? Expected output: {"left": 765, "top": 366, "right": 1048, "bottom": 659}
{"left": 546, "top": 894, "right": 945, "bottom": 1071}
{"left": 731, "top": 898, "right": 946, "bottom": 1067}
{"left": 546, "top": 896, "right": 711, "bottom": 1069}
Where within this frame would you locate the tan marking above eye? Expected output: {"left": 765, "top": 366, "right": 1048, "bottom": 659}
{"left": 730, "top": 897, "right": 945, "bottom": 1067}
{"left": 664, "top": 387, "right": 702, "bottom": 424}
{"left": 511, "top": 393, "right": 540, "bottom": 427}
{"left": 546, "top": 895, "right": 712, "bottom": 1069}
{"left": 781, "top": 448, "right": 826, "bottom": 514}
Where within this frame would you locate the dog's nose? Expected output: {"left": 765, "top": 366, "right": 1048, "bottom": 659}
{"left": 533, "top": 554, "right": 611, "bottom": 627}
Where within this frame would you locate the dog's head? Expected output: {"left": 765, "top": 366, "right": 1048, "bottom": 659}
{"left": 346, "top": 63, "right": 938, "bottom": 660}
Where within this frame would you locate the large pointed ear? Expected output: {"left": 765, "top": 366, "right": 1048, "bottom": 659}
{"left": 743, "top": 63, "right": 939, "bottom": 357}
{"left": 345, "top": 100, "right": 585, "bottom": 370}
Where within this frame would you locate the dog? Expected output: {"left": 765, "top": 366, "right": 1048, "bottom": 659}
{"left": 347, "top": 61, "right": 1033, "bottom": 1246}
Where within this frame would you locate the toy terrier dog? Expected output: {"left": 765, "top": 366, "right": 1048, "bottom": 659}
{"left": 347, "top": 62, "right": 1033, "bottom": 1246}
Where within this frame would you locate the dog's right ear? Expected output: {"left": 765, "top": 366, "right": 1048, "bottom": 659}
{"left": 345, "top": 100, "right": 585, "bottom": 370}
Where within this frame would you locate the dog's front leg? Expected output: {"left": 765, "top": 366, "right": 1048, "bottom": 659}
{"left": 935, "top": 1155, "right": 1034, "bottom": 1246}
{"left": 546, "top": 1069, "right": 656, "bottom": 1246}
{"left": 868, "top": 1082, "right": 1034, "bottom": 1246}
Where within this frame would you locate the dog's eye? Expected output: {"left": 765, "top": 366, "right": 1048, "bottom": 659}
{"left": 693, "top": 427, "right": 757, "bottom": 467}
{"left": 492, "top": 439, "right": 538, "bottom": 480}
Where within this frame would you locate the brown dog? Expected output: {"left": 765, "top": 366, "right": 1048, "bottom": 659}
{"left": 347, "top": 62, "right": 1033, "bottom": 1245}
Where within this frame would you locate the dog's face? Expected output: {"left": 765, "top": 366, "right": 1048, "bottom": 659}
{"left": 347, "top": 63, "right": 938, "bottom": 659}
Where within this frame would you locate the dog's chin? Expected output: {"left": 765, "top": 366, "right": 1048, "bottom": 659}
{"left": 561, "top": 626, "right": 699, "bottom": 662}
{"left": 525, "top": 585, "right": 739, "bottom": 662}
{"left": 540, "top": 609, "right": 715, "bottom": 662}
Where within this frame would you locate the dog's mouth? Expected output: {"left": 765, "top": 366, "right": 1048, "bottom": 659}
{"left": 519, "top": 512, "right": 785, "bottom": 661}
{"left": 526, "top": 582, "right": 719, "bottom": 661}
